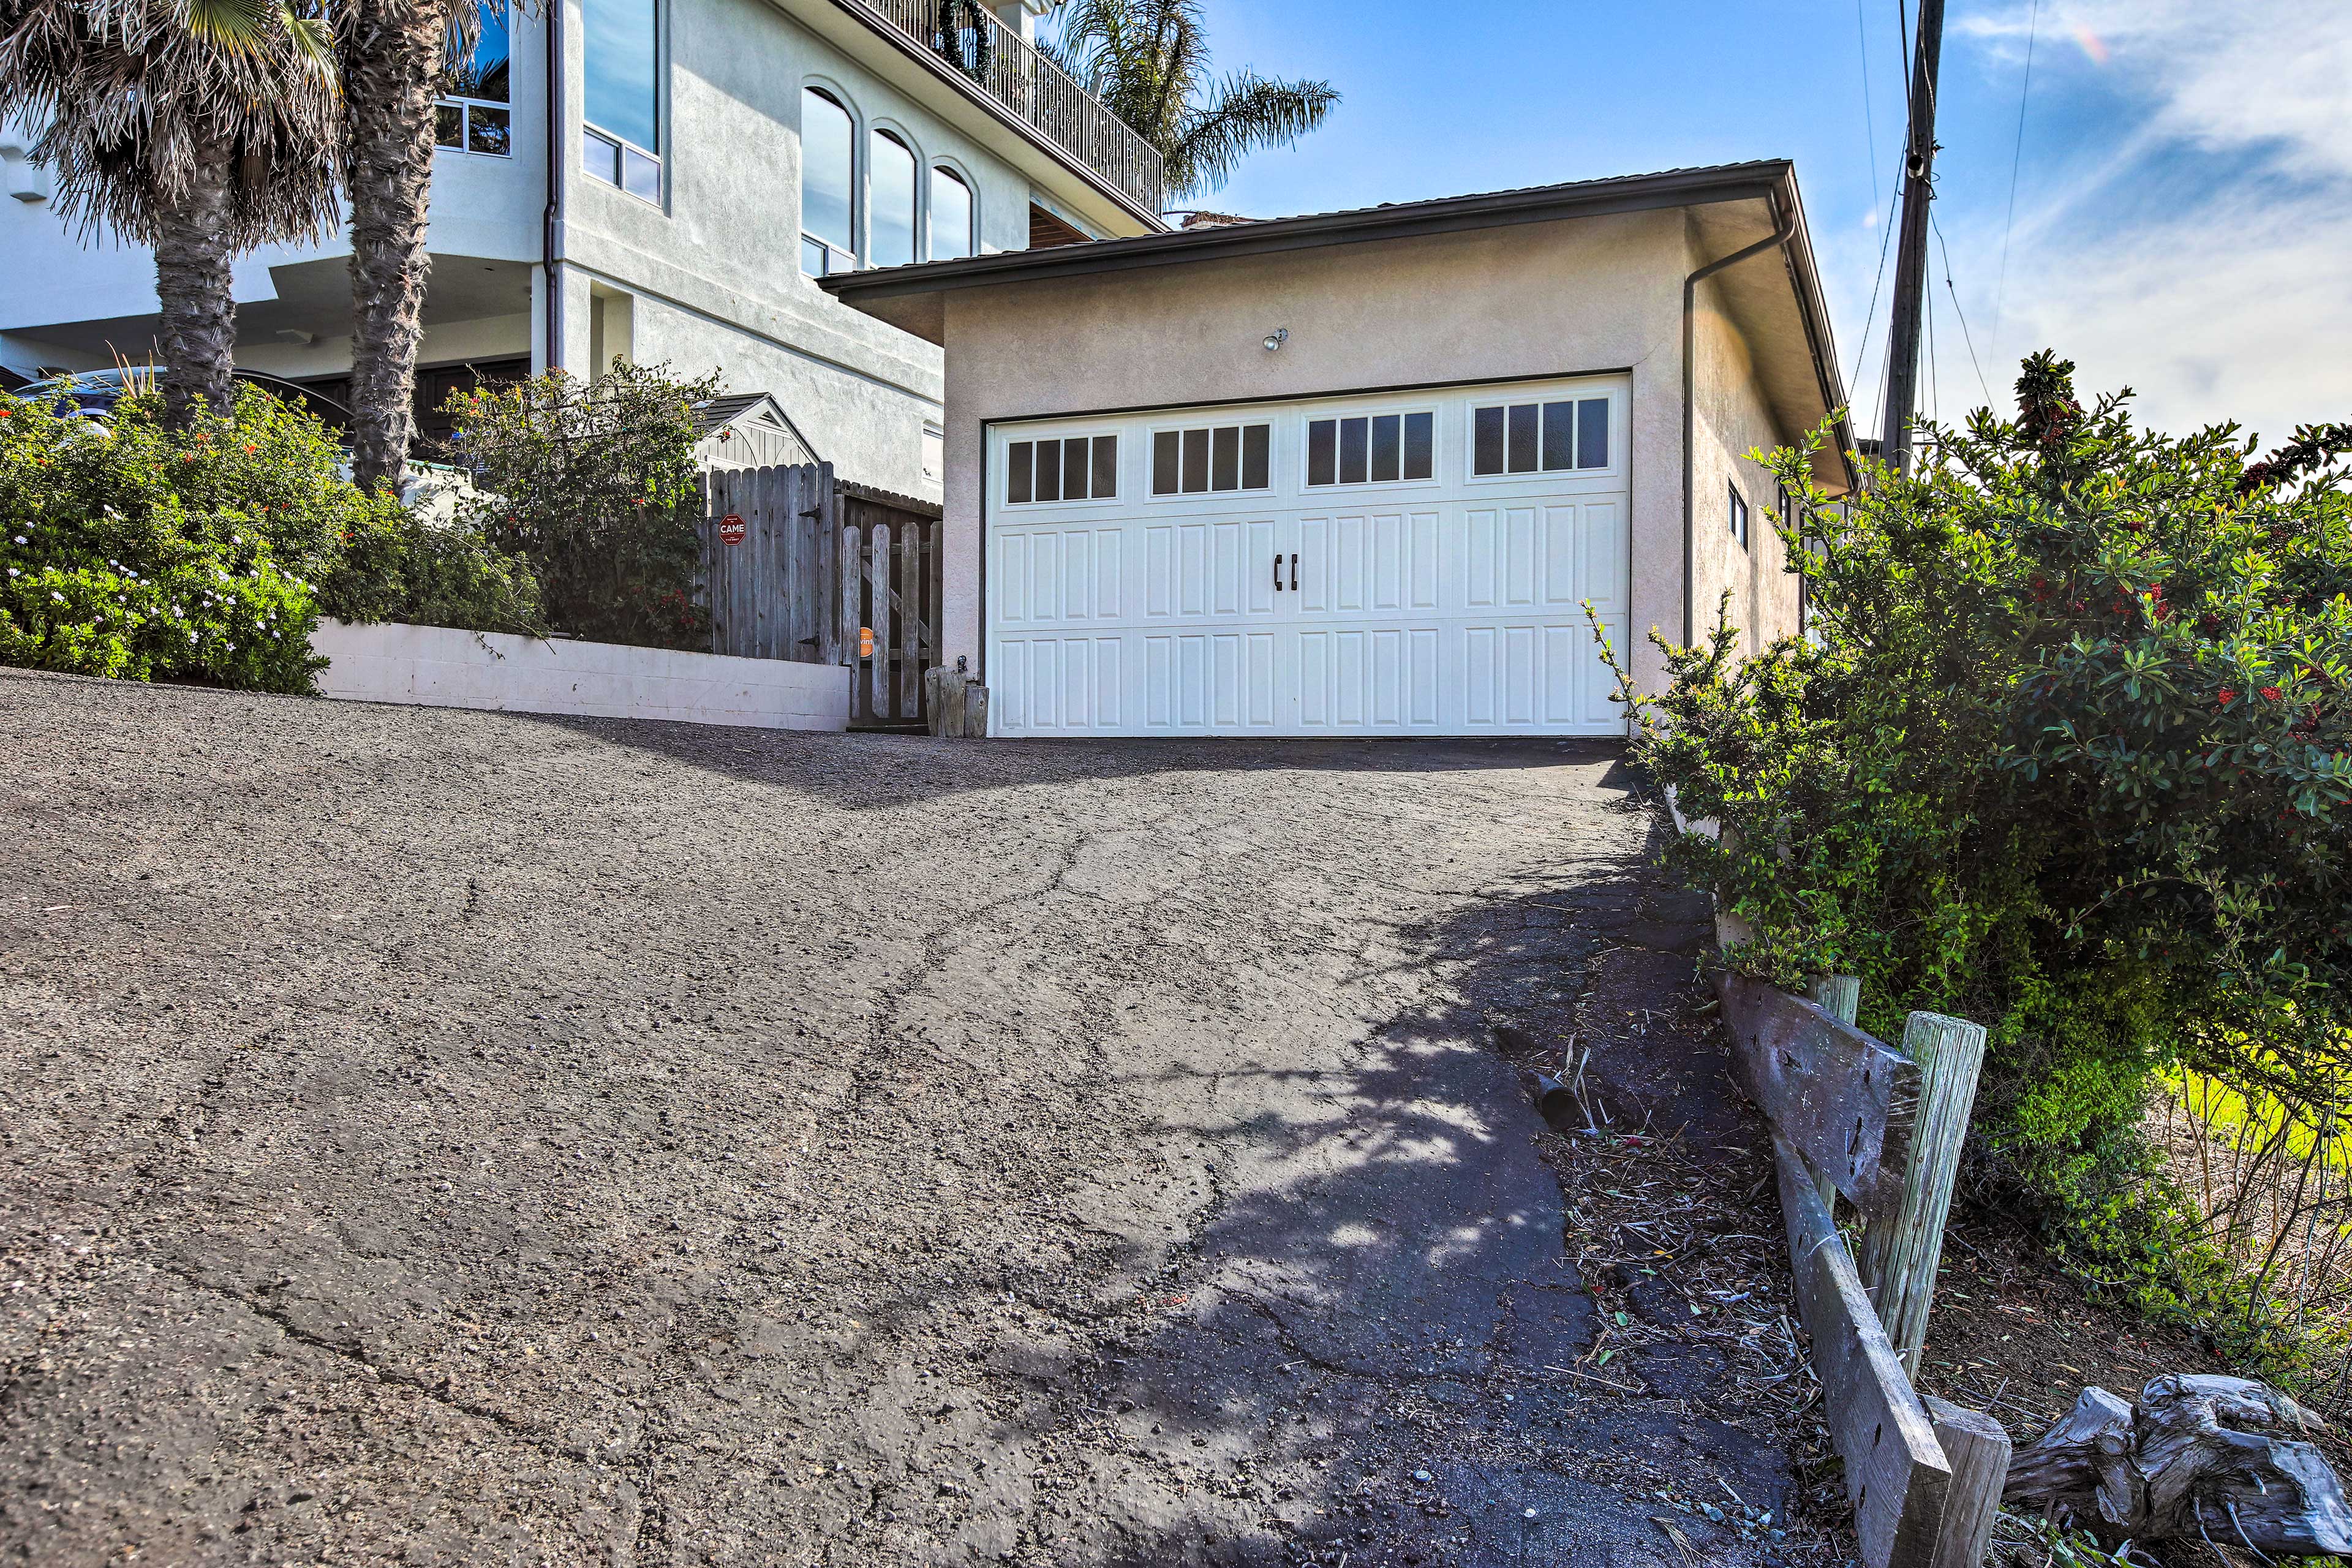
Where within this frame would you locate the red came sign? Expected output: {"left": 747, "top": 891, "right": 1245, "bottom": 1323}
{"left": 717, "top": 513, "right": 747, "bottom": 545}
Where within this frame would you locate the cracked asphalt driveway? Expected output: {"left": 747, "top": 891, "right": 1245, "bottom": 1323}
{"left": 2, "top": 669, "right": 1803, "bottom": 1567}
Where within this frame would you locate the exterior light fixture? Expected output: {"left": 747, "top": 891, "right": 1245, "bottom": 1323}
{"left": 1262, "top": 327, "right": 1288, "bottom": 352}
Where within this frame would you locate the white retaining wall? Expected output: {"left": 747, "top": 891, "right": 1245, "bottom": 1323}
{"left": 311, "top": 620, "right": 851, "bottom": 731}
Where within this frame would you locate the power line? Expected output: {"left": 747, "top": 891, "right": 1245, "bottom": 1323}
{"left": 1932, "top": 212, "right": 1992, "bottom": 405}
{"left": 1989, "top": 0, "right": 2041, "bottom": 369}
{"left": 1856, "top": 0, "right": 1883, "bottom": 221}
{"left": 1849, "top": 183, "right": 1904, "bottom": 431}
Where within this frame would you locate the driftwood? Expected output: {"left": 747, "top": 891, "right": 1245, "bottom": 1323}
{"left": 2003, "top": 1374, "right": 2352, "bottom": 1556}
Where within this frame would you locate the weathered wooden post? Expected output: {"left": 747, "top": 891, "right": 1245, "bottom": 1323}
{"left": 1921, "top": 1395, "right": 2010, "bottom": 1568}
{"left": 1860, "top": 1011, "right": 1988, "bottom": 1375}
{"left": 1805, "top": 975, "right": 1863, "bottom": 1210}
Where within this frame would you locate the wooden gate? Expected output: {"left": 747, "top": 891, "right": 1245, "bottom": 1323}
{"left": 837, "top": 483, "right": 943, "bottom": 729}
{"left": 700, "top": 465, "right": 943, "bottom": 727}
{"left": 701, "top": 463, "right": 839, "bottom": 663}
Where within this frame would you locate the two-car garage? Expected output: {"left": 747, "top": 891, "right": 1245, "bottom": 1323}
{"left": 984, "top": 375, "right": 1631, "bottom": 737}
{"left": 820, "top": 162, "right": 1853, "bottom": 736}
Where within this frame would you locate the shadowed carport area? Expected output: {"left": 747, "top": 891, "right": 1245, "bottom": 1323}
{"left": 0, "top": 669, "right": 1831, "bottom": 1567}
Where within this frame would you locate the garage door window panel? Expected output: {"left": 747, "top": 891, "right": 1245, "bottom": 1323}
{"left": 1472, "top": 396, "right": 1612, "bottom": 478}
{"left": 1006, "top": 434, "right": 1117, "bottom": 505}
{"left": 1307, "top": 412, "right": 1432, "bottom": 488}
{"left": 1152, "top": 421, "right": 1269, "bottom": 496}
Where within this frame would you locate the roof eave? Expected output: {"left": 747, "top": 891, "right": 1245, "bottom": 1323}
{"left": 819, "top": 160, "right": 1798, "bottom": 306}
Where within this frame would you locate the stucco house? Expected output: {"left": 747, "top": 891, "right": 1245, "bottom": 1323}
{"left": 819, "top": 159, "right": 1852, "bottom": 737}
{"left": 0, "top": 0, "right": 1164, "bottom": 497}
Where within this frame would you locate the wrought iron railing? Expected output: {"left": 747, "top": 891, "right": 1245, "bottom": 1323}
{"left": 845, "top": 0, "right": 1166, "bottom": 219}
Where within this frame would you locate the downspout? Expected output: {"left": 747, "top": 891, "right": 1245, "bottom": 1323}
{"left": 542, "top": 0, "right": 567, "bottom": 372}
{"left": 1681, "top": 198, "right": 1795, "bottom": 644}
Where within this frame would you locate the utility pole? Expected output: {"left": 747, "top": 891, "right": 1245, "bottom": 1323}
{"left": 1879, "top": 0, "right": 1946, "bottom": 475}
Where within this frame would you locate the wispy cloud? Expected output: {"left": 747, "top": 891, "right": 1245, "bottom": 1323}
{"left": 1908, "top": 1, "right": 2352, "bottom": 440}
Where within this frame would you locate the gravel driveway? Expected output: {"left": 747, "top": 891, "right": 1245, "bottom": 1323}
{"left": 1, "top": 669, "right": 1809, "bottom": 1567}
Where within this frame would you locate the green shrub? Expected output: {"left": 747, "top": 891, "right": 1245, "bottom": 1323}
{"left": 1605, "top": 353, "right": 2352, "bottom": 1357}
{"left": 0, "top": 379, "right": 546, "bottom": 694}
{"left": 439, "top": 360, "right": 716, "bottom": 650}
{"left": 0, "top": 379, "right": 391, "bottom": 692}
{"left": 325, "top": 500, "right": 546, "bottom": 637}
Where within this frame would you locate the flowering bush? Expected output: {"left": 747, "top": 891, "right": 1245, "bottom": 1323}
{"left": 439, "top": 360, "right": 717, "bottom": 650}
{"left": 0, "top": 380, "right": 386, "bottom": 691}
{"left": 1605, "top": 353, "right": 2352, "bottom": 1352}
{"left": 0, "top": 380, "right": 544, "bottom": 693}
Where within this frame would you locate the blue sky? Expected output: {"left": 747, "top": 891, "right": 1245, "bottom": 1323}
{"left": 1166, "top": 1, "right": 2352, "bottom": 447}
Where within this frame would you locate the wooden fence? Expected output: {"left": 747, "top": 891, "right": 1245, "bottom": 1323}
{"left": 1719, "top": 973, "right": 2008, "bottom": 1568}
{"left": 700, "top": 463, "right": 942, "bottom": 728}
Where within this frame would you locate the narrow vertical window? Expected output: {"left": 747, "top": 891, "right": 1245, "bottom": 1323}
{"left": 584, "top": 0, "right": 660, "bottom": 197}
{"left": 1577, "top": 398, "right": 1608, "bottom": 469}
{"left": 1370, "top": 414, "right": 1401, "bottom": 483}
{"left": 1338, "top": 417, "right": 1368, "bottom": 485}
{"left": 1401, "top": 412, "right": 1433, "bottom": 480}
{"left": 437, "top": 6, "right": 512, "bottom": 156}
{"left": 870, "top": 130, "right": 916, "bottom": 269}
{"left": 1153, "top": 431, "right": 1180, "bottom": 494}
{"left": 1306, "top": 420, "right": 1336, "bottom": 487}
{"left": 1472, "top": 406, "right": 1504, "bottom": 475}
{"left": 1180, "top": 428, "right": 1210, "bottom": 493}
{"left": 800, "top": 88, "right": 854, "bottom": 275}
{"left": 1242, "top": 424, "right": 1270, "bottom": 491}
{"left": 1007, "top": 441, "right": 1032, "bottom": 504}
{"left": 1506, "top": 404, "right": 1539, "bottom": 473}
{"left": 1730, "top": 483, "right": 1749, "bottom": 549}
{"left": 1091, "top": 434, "right": 1118, "bottom": 498}
{"left": 930, "top": 166, "right": 974, "bottom": 261}
{"left": 1035, "top": 439, "right": 1062, "bottom": 503}
{"left": 1540, "top": 401, "right": 1574, "bottom": 471}
{"left": 1210, "top": 426, "right": 1240, "bottom": 492}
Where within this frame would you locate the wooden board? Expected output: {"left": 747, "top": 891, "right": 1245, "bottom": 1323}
{"left": 1775, "top": 1130, "right": 1951, "bottom": 1568}
{"left": 1922, "top": 1396, "right": 2010, "bottom": 1568}
{"left": 1721, "top": 971, "right": 1918, "bottom": 1219}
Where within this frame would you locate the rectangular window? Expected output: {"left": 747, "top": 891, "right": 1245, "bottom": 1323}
{"left": 1005, "top": 433, "right": 1117, "bottom": 504}
{"left": 1153, "top": 421, "right": 1271, "bottom": 495}
{"left": 1730, "top": 483, "right": 1749, "bottom": 549}
{"left": 1307, "top": 410, "right": 1433, "bottom": 486}
{"left": 584, "top": 0, "right": 661, "bottom": 199}
{"left": 1370, "top": 414, "right": 1400, "bottom": 483}
{"left": 1306, "top": 419, "right": 1336, "bottom": 487}
{"left": 434, "top": 6, "right": 512, "bottom": 157}
{"left": 1472, "top": 395, "right": 1612, "bottom": 475}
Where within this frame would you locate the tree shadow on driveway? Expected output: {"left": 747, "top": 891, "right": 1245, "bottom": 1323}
{"left": 840, "top": 856, "right": 1798, "bottom": 1567}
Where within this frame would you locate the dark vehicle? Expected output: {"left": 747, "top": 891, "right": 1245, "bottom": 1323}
{"left": 13, "top": 368, "right": 353, "bottom": 432}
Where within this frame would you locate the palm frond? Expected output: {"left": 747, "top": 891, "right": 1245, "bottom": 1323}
{"left": 182, "top": 0, "right": 284, "bottom": 58}
{"left": 1169, "top": 70, "right": 1335, "bottom": 198}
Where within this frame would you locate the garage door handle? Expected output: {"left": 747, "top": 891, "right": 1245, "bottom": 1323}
{"left": 1289, "top": 553, "right": 1298, "bottom": 593}
{"left": 1273, "top": 552, "right": 1283, "bottom": 592}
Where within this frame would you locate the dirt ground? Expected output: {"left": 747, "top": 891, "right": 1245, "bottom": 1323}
{"left": 1, "top": 669, "right": 1850, "bottom": 1567}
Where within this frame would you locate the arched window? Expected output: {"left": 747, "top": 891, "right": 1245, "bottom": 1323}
{"left": 870, "top": 129, "right": 916, "bottom": 270}
{"left": 930, "top": 165, "right": 973, "bottom": 260}
{"left": 801, "top": 87, "right": 854, "bottom": 276}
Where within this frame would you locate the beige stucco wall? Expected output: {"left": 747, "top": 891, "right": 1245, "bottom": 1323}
{"left": 1690, "top": 264, "right": 1805, "bottom": 656}
{"left": 933, "top": 205, "right": 1812, "bottom": 707}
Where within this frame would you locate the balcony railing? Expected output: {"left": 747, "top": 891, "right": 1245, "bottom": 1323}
{"left": 846, "top": 0, "right": 1166, "bottom": 220}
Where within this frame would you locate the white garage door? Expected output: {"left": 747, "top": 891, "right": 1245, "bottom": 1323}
{"left": 985, "top": 376, "right": 1630, "bottom": 738}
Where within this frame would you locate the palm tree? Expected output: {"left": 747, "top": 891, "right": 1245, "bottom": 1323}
{"left": 0, "top": 0, "right": 340, "bottom": 425}
{"left": 336, "top": 0, "right": 488, "bottom": 495}
{"left": 1041, "top": 0, "right": 1336, "bottom": 203}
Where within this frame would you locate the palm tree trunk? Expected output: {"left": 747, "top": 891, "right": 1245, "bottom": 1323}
{"left": 153, "top": 134, "right": 239, "bottom": 428}
{"left": 341, "top": 0, "right": 447, "bottom": 496}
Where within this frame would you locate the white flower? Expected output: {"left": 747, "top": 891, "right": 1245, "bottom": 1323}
{"left": 12, "top": 536, "right": 25, "bottom": 545}
{"left": 50, "top": 591, "right": 64, "bottom": 602}
{"left": 5, "top": 567, "right": 16, "bottom": 578}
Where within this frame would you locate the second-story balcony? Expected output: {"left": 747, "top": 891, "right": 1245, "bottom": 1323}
{"left": 845, "top": 0, "right": 1166, "bottom": 222}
